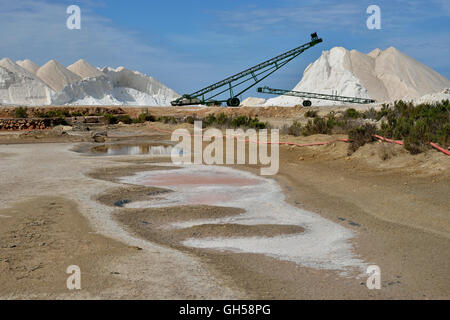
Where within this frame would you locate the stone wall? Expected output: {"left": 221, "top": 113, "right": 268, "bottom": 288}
{"left": 0, "top": 118, "right": 51, "bottom": 131}
{"left": 0, "top": 116, "right": 110, "bottom": 131}
{"left": 0, "top": 106, "right": 144, "bottom": 119}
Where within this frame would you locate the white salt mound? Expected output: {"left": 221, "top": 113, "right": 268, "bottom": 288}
{"left": 102, "top": 66, "right": 179, "bottom": 101}
{"left": 0, "top": 57, "right": 179, "bottom": 106}
{"left": 0, "top": 56, "right": 179, "bottom": 106}
{"left": 265, "top": 46, "right": 450, "bottom": 107}
{"left": 51, "top": 65, "right": 179, "bottom": 106}
{"left": 52, "top": 74, "right": 176, "bottom": 106}
{"left": 0, "top": 58, "right": 53, "bottom": 105}
{"left": 414, "top": 88, "right": 450, "bottom": 104}
{"left": 16, "top": 59, "right": 40, "bottom": 75}
{"left": 68, "top": 59, "right": 104, "bottom": 79}
{"left": 241, "top": 97, "right": 267, "bottom": 107}
{"left": 36, "top": 60, "right": 82, "bottom": 92}
{"left": 51, "top": 75, "right": 113, "bottom": 105}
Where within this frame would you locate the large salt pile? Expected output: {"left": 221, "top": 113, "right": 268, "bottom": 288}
{"left": 67, "top": 59, "right": 104, "bottom": 79}
{"left": 16, "top": 59, "right": 40, "bottom": 75}
{"left": 51, "top": 75, "right": 114, "bottom": 105}
{"left": 36, "top": 60, "right": 82, "bottom": 92}
{"left": 0, "top": 57, "right": 179, "bottom": 106}
{"left": 102, "top": 66, "right": 179, "bottom": 104}
{"left": 0, "top": 58, "right": 53, "bottom": 105}
{"left": 265, "top": 47, "right": 450, "bottom": 106}
{"left": 241, "top": 97, "right": 267, "bottom": 107}
{"left": 414, "top": 88, "right": 450, "bottom": 104}
{"left": 52, "top": 65, "right": 179, "bottom": 106}
{"left": 52, "top": 75, "right": 178, "bottom": 106}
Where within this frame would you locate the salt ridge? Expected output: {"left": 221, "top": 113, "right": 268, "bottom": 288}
{"left": 0, "top": 58, "right": 179, "bottom": 106}
{"left": 0, "top": 58, "right": 53, "bottom": 105}
{"left": 36, "top": 60, "right": 81, "bottom": 92}
{"left": 264, "top": 46, "right": 450, "bottom": 107}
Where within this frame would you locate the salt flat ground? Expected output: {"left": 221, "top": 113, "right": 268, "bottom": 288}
{"left": 0, "top": 123, "right": 449, "bottom": 299}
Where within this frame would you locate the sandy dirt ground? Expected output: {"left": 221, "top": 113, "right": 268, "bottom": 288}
{"left": 0, "top": 137, "right": 243, "bottom": 299}
{"left": 0, "top": 118, "right": 449, "bottom": 299}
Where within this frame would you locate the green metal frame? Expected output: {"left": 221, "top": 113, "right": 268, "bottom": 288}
{"left": 171, "top": 33, "right": 323, "bottom": 106}
{"left": 257, "top": 86, "right": 376, "bottom": 104}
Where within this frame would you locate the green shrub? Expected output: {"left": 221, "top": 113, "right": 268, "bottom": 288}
{"left": 305, "top": 110, "right": 317, "bottom": 118}
{"left": 157, "top": 116, "right": 177, "bottom": 124}
{"left": 344, "top": 108, "right": 361, "bottom": 119}
{"left": 230, "top": 115, "right": 267, "bottom": 129}
{"left": 216, "top": 113, "right": 229, "bottom": 126}
{"left": 70, "top": 111, "right": 83, "bottom": 117}
{"left": 287, "top": 121, "right": 302, "bottom": 136}
{"left": 248, "top": 117, "right": 267, "bottom": 129}
{"left": 104, "top": 113, "right": 117, "bottom": 124}
{"left": 203, "top": 114, "right": 217, "bottom": 127}
{"left": 377, "top": 100, "right": 449, "bottom": 153}
{"left": 436, "top": 123, "right": 450, "bottom": 147}
{"left": 52, "top": 118, "right": 68, "bottom": 126}
{"left": 137, "top": 113, "right": 149, "bottom": 123}
{"left": 34, "top": 110, "right": 71, "bottom": 118}
{"left": 231, "top": 115, "right": 247, "bottom": 128}
{"left": 348, "top": 123, "right": 377, "bottom": 153}
{"left": 378, "top": 104, "right": 390, "bottom": 119}
{"left": 362, "top": 107, "right": 378, "bottom": 120}
{"left": 15, "top": 107, "right": 28, "bottom": 118}
{"left": 132, "top": 113, "right": 154, "bottom": 123}
{"left": 303, "top": 117, "right": 331, "bottom": 135}
{"left": 117, "top": 115, "right": 132, "bottom": 124}
{"left": 404, "top": 119, "right": 429, "bottom": 154}
{"left": 326, "top": 114, "right": 336, "bottom": 130}
{"left": 185, "top": 115, "right": 196, "bottom": 124}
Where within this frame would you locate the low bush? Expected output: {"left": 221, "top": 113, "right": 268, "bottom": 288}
{"left": 378, "top": 100, "right": 449, "bottom": 153}
{"left": 157, "top": 116, "right": 177, "bottom": 124}
{"left": 201, "top": 113, "right": 267, "bottom": 129}
{"left": 378, "top": 143, "right": 398, "bottom": 161}
{"left": 344, "top": 108, "right": 361, "bottom": 119}
{"left": 230, "top": 115, "right": 267, "bottom": 129}
{"left": 185, "top": 115, "right": 196, "bottom": 124}
{"left": 104, "top": 113, "right": 118, "bottom": 124}
{"left": 133, "top": 113, "right": 154, "bottom": 123}
{"left": 303, "top": 117, "right": 332, "bottom": 135}
{"left": 404, "top": 119, "right": 429, "bottom": 154}
{"left": 15, "top": 107, "right": 28, "bottom": 118}
{"left": 362, "top": 107, "right": 378, "bottom": 120}
{"left": 305, "top": 110, "right": 317, "bottom": 118}
{"left": 287, "top": 121, "right": 302, "bottom": 136}
{"left": 275, "top": 100, "right": 449, "bottom": 155}
{"left": 348, "top": 123, "right": 377, "bottom": 153}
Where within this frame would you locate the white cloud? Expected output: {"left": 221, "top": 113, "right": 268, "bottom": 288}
{"left": 214, "top": 2, "right": 363, "bottom": 32}
{"left": 213, "top": 0, "right": 449, "bottom": 33}
{"left": 0, "top": 0, "right": 212, "bottom": 92}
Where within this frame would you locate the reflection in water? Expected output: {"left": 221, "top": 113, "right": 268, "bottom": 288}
{"left": 90, "top": 144, "right": 183, "bottom": 156}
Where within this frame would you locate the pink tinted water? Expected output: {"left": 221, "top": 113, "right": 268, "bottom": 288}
{"left": 142, "top": 172, "right": 260, "bottom": 187}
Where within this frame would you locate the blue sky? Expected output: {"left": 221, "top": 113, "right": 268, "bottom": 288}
{"left": 0, "top": 0, "right": 449, "bottom": 99}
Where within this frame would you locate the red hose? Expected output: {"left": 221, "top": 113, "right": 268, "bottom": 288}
{"left": 373, "top": 134, "right": 403, "bottom": 145}
{"left": 373, "top": 135, "right": 449, "bottom": 156}
{"left": 430, "top": 142, "right": 450, "bottom": 155}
